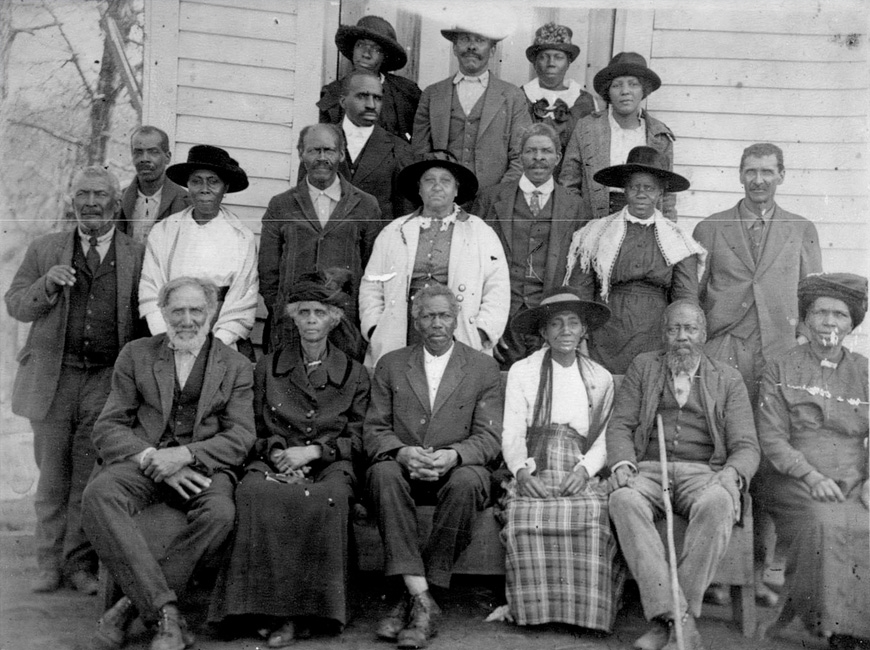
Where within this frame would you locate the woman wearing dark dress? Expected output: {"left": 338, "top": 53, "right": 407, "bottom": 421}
{"left": 563, "top": 146, "right": 705, "bottom": 374}
{"left": 209, "top": 275, "right": 370, "bottom": 647}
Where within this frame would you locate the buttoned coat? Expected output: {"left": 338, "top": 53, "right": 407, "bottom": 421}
{"left": 91, "top": 334, "right": 255, "bottom": 474}
{"left": 607, "top": 350, "right": 760, "bottom": 485}
{"left": 258, "top": 175, "right": 383, "bottom": 321}
{"left": 319, "top": 73, "right": 422, "bottom": 141}
{"left": 5, "top": 230, "right": 144, "bottom": 421}
{"left": 358, "top": 208, "right": 510, "bottom": 368}
{"left": 363, "top": 341, "right": 502, "bottom": 476}
{"left": 117, "top": 176, "right": 189, "bottom": 236}
{"left": 471, "top": 181, "right": 590, "bottom": 295}
{"left": 693, "top": 202, "right": 821, "bottom": 364}
{"left": 557, "top": 110, "right": 675, "bottom": 220}
{"left": 412, "top": 75, "right": 532, "bottom": 191}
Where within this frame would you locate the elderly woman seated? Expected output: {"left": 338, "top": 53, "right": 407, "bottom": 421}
{"left": 209, "top": 273, "right": 370, "bottom": 647}
{"left": 499, "top": 287, "right": 625, "bottom": 632}
{"left": 755, "top": 273, "right": 869, "bottom": 650}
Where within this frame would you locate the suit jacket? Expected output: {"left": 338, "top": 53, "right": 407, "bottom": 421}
{"left": 319, "top": 73, "right": 422, "bottom": 141}
{"left": 693, "top": 202, "right": 822, "bottom": 364}
{"left": 607, "top": 350, "right": 760, "bottom": 485}
{"left": 297, "top": 125, "right": 415, "bottom": 221}
{"left": 5, "top": 229, "right": 144, "bottom": 421}
{"left": 117, "top": 176, "right": 189, "bottom": 236}
{"left": 91, "top": 334, "right": 255, "bottom": 474}
{"left": 412, "top": 75, "right": 532, "bottom": 191}
{"left": 558, "top": 109, "right": 674, "bottom": 220}
{"left": 363, "top": 341, "right": 503, "bottom": 471}
{"left": 471, "top": 180, "right": 589, "bottom": 298}
{"left": 258, "top": 175, "right": 383, "bottom": 322}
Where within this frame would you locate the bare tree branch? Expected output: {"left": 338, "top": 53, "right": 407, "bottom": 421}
{"left": 9, "top": 119, "right": 83, "bottom": 146}
{"left": 12, "top": 21, "right": 60, "bottom": 36}
{"left": 39, "top": 1, "right": 94, "bottom": 100}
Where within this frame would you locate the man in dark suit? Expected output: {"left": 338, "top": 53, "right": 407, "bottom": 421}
{"left": 259, "top": 123, "right": 383, "bottom": 352}
{"left": 5, "top": 166, "right": 144, "bottom": 595}
{"left": 117, "top": 126, "right": 189, "bottom": 243}
{"left": 81, "top": 276, "right": 255, "bottom": 650}
{"left": 363, "top": 283, "right": 503, "bottom": 649}
{"left": 412, "top": 23, "right": 532, "bottom": 195}
{"left": 472, "top": 122, "right": 589, "bottom": 367}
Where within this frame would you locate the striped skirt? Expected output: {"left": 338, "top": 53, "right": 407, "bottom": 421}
{"left": 502, "top": 424, "right": 625, "bottom": 630}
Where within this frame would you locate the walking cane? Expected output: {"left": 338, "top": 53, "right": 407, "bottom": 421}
{"left": 657, "top": 414, "right": 685, "bottom": 650}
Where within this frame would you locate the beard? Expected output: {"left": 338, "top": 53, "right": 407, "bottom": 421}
{"left": 666, "top": 343, "right": 703, "bottom": 374}
{"left": 167, "top": 321, "right": 210, "bottom": 352}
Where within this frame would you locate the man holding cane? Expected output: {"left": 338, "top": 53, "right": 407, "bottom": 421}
{"left": 606, "top": 300, "right": 760, "bottom": 650}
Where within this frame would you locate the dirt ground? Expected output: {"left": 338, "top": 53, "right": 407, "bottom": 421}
{"left": 0, "top": 495, "right": 827, "bottom": 650}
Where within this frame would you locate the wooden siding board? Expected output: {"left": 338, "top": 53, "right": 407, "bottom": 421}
{"left": 187, "top": 0, "right": 297, "bottom": 14}
{"left": 179, "top": 1, "right": 297, "bottom": 42}
{"left": 653, "top": 86, "right": 865, "bottom": 118}
{"left": 652, "top": 59, "right": 867, "bottom": 90}
{"left": 656, "top": 112, "right": 866, "bottom": 144}
{"left": 178, "top": 31, "right": 295, "bottom": 69}
{"left": 177, "top": 59, "right": 294, "bottom": 98}
{"left": 176, "top": 115, "right": 293, "bottom": 154}
{"left": 177, "top": 87, "right": 293, "bottom": 127}
{"left": 654, "top": 10, "right": 865, "bottom": 36}
{"left": 676, "top": 193, "right": 864, "bottom": 223}
{"left": 175, "top": 141, "right": 291, "bottom": 181}
{"left": 675, "top": 140, "right": 866, "bottom": 171}
{"left": 653, "top": 31, "right": 866, "bottom": 63}
{"left": 682, "top": 168, "right": 865, "bottom": 197}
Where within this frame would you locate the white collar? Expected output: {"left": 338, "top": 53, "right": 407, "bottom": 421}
{"left": 519, "top": 175, "right": 554, "bottom": 195}
{"left": 521, "top": 77, "right": 582, "bottom": 104}
{"left": 424, "top": 342, "right": 454, "bottom": 364}
{"left": 453, "top": 70, "right": 489, "bottom": 86}
{"left": 416, "top": 205, "right": 460, "bottom": 232}
{"left": 608, "top": 104, "right": 644, "bottom": 131}
{"left": 306, "top": 175, "right": 342, "bottom": 202}
{"left": 78, "top": 226, "right": 115, "bottom": 244}
{"left": 137, "top": 184, "right": 164, "bottom": 201}
{"left": 624, "top": 212, "right": 655, "bottom": 226}
{"left": 342, "top": 114, "right": 374, "bottom": 139}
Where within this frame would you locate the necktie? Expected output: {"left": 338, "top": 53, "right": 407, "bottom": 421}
{"left": 529, "top": 191, "right": 542, "bottom": 217}
{"left": 748, "top": 216, "right": 764, "bottom": 260}
{"left": 86, "top": 235, "right": 101, "bottom": 274}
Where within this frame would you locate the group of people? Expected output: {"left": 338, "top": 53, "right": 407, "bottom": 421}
{"left": 5, "top": 13, "right": 868, "bottom": 650}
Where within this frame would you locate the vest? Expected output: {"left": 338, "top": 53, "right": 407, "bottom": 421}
{"left": 447, "top": 89, "right": 485, "bottom": 171}
{"left": 509, "top": 190, "right": 552, "bottom": 312}
{"left": 64, "top": 235, "right": 119, "bottom": 368}
{"left": 644, "top": 376, "right": 715, "bottom": 464}
{"left": 160, "top": 337, "right": 211, "bottom": 448}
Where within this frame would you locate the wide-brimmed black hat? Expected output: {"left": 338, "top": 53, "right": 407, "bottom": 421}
{"left": 512, "top": 287, "right": 611, "bottom": 336}
{"left": 397, "top": 151, "right": 479, "bottom": 206}
{"left": 166, "top": 144, "right": 249, "bottom": 193}
{"left": 335, "top": 16, "right": 407, "bottom": 72}
{"left": 798, "top": 272, "right": 868, "bottom": 327}
{"left": 593, "top": 51, "right": 661, "bottom": 98}
{"left": 526, "top": 23, "right": 580, "bottom": 64}
{"left": 286, "top": 269, "right": 354, "bottom": 311}
{"left": 593, "top": 146, "right": 689, "bottom": 192}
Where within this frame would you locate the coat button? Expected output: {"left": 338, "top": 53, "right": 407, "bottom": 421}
{"left": 306, "top": 427, "right": 312, "bottom": 433}
{"left": 456, "top": 295, "right": 463, "bottom": 302}
{"left": 458, "top": 284, "right": 466, "bottom": 291}
{"left": 420, "top": 418, "right": 426, "bottom": 424}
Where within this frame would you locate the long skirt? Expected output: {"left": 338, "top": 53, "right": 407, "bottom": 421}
{"left": 502, "top": 425, "right": 625, "bottom": 631}
{"left": 209, "top": 461, "right": 354, "bottom": 626}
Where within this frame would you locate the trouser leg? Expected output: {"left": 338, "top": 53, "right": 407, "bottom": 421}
{"left": 425, "top": 466, "right": 489, "bottom": 588}
{"left": 31, "top": 415, "right": 72, "bottom": 574}
{"left": 367, "top": 460, "right": 425, "bottom": 578}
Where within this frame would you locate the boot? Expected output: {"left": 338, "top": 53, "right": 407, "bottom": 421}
{"left": 92, "top": 596, "right": 137, "bottom": 650}
{"left": 397, "top": 591, "right": 441, "bottom": 649}
{"left": 377, "top": 592, "right": 412, "bottom": 641}
{"left": 662, "top": 611, "right": 704, "bottom": 650}
{"left": 633, "top": 617, "right": 670, "bottom": 650}
{"left": 150, "top": 604, "right": 194, "bottom": 650}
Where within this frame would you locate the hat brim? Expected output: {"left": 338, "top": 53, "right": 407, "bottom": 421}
{"left": 397, "top": 159, "right": 479, "bottom": 206}
{"left": 593, "top": 63, "right": 662, "bottom": 98}
{"left": 593, "top": 163, "right": 689, "bottom": 193}
{"left": 525, "top": 43, "right": 580, "bottom": 64}
{"left": 165, "top": 162, "right": 249, "bottom": 193}
{"left": 441, "top": 29, "right": 505, "bottom": 43}
{"left": 335, "top": 25, "right": 407, "bottom": 72}
{"left": 511, "top": 299, "right": 611, "bottom": 336}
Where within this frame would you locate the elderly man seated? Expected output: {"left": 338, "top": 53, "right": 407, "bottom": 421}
{"left": 363, "top": 283, "right": 502, "bottom": 649}
{"left": 755, "top": 273, "right": 869, "bottom": 650}
{"left": 607, "top": 300, "right": 760, "bottom": 650}
{"left": 82, "top": 276, "right": 255, "bottom": 650}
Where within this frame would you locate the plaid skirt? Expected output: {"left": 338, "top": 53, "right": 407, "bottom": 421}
{"left": 502, "top": 424, "right": 625, "bottom": 630}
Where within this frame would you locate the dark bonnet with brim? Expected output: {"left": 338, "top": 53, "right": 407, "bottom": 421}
{"left": 798, "top": 272, "right": 868, "bottom": 327}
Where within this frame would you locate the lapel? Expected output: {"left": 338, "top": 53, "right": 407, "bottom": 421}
{"left": 399, "top": 215, "right": 421, "bottom": 289}
{"left": 325, "top": 177, "right": 361, "bottom": 232}
{"left": 157, "top": 180, "right": 184, "bottom": 219}
{"left": 493, "top": 185, "right": 517, "bottom": 255}
{"left": 431, "top": 78, "right": 453, "bottom": 149}
{"left": 432, "top": 343, "right": 466, "bottom": 416}
{"left": 153, "top": 337, "right": 176, "bottom": 431}
{"left": 446, "top": 210, "right": 472, "bottom": 287}
{"left": 292, "top": 183, "right": 323, "bottom": 230}
{"left": 57, "top": 232, "right": 76, "bottom": 331}
{"left": 353, "top": 126, "right": 389, "bottom": 184}
{"left": 194, "top": 338, "right": 225, "bottom": 433}
{"left": 755, "top": 207, "right": 789, "bottom": 277}
{"left": 405, "top": 345, "right": 431, "bottom": 416}
{"left": 113, "top": 232, "right": 135, "bottom": 345}
{"left": 121, "top": 181, "right": 138, "bottom": 223}
{"left": 720, "top": 203, "right": 756, "bottom": 274}
{"left": 544, "top": 186, "right": 570, "bottom": 287}
{"left": 478, "top": 78, "right": 505, "bottom": 141}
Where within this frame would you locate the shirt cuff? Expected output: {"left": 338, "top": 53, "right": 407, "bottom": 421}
{"left": 134, "top": 447, "right": 157, "bottom": 469}
{"left": 611, "top": 460, "right": 637, "bottom": 474}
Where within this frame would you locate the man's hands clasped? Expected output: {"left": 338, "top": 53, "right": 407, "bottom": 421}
{"left": 140, "top": 447, "right": 211, "bottom": 499}
{"left": 396, "top": 446, "right": 458, "bottom": 481}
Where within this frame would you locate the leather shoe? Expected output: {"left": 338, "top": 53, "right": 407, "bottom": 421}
{"left": 267, "top": 619, "right": 295, "bottom": 648}
{"left": 633, "top": 618, "right": 670, "bottom": 650}
{"left": 92, "top": 596, "right": 137, "bottom": 650}
{"left": 68, "top": 569, "right": 100, "bottom": 595}
{"left": 31, "top": 568, "right": 62, "bottom": 593}
{"left": 662, "top": 612, "right": 704, "bottom": 650}
{"left": 377, "top": 593, "right": 411, "bottom": 641}
{"left": 397, "top": 591, "right": 441, "bottom": 649}
{"left": 150, "top": 604, "right": 194, "bottom": 650}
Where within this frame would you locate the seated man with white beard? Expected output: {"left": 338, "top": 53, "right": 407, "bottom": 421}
{"left": 606, "top": 300, "right": 760, "bottom": 650}
{"left": 82, "top": 276, "right": 255, "bottom": 650}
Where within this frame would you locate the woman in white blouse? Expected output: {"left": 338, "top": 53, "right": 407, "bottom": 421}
{"left": 500, "top": 288, "right": 625, "bottom": 632}
{"left": 139, "top": 144, "right": 258, "bottom": 357}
